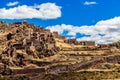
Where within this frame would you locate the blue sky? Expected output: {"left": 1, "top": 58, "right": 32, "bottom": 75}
{"left": 0, "top": 0, "right": 120, "bottom": 44}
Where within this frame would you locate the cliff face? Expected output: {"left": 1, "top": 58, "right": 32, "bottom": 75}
{"left": 0, "top": 21, "right": 59, "bottom": 68}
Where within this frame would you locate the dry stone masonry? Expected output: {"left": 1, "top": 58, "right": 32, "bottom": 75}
{"left": 0, "top": 21, "right": 59, "bottom": 71}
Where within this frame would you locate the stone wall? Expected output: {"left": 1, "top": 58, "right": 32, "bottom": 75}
{"left": 7, "top": 54, "right": 120, "bottom": 76}
{"left": 108, "top": 41, "right": 120, "bottom": 48}
{"left": 64, "top": 39, "right": 95, "bottom": 46}
{"left": 64, "top": 39, "right": 76, "bottom": 44}
{"left": 76, "top": 41, "right": 95, "bottom": 46}
{"left": 0, "top": 21, "right": 59, "bottom": 69}
{"left": 52, "top": 32, "right": 58, "bottom": 37}
{"left": 0, "top": 34, "right": 7, "bottom": 41}
{"left": 97, "top": 44, "right": 108, "bottom": 49}
{"left": 52, "top": 31, "right": 67, "bottom": 40}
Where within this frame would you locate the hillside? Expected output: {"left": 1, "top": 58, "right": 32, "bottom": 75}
{"left": 0, "top": 21, "right": 120, "bottom": 80}
{"left": 0, "top": 21, "right": 60, "bottom": 74}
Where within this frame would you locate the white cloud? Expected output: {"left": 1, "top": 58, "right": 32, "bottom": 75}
{"left": 46, "top": 16, "right": 120, "bottom": 44}
{"left": 0, "top": 3, "right": 61, "bottom": 19}
{"left": 7, "top": 1, "right": 19, "bottom": 6}
{"left": 84, "top": 1, "right": 97, "bottom": 5}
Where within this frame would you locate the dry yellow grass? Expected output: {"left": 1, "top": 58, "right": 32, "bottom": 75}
{"left": 16, "top": 50, "right": 26, "bottom": 55}
{"left": 32, "top": 54, "right": 68, "bottom": 62}
{"left": 55, "top": 38, "right": 95, "bottom": 51}
{"left": 9, "top": 67, "right": 23, "bottom": 70}
{"left": 59, "top": 50, "right": 106, "bottom": 55}
{"left": 0, "top": 46, "right": 4, "bottom": 54}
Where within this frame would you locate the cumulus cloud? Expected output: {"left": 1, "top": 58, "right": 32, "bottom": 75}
{"left": 84, "top": 1, "right": 97, "bottom": 5}
{"left": 7, "top": 1, "right": 19, "bottom": 6}
{"left": 0, "top": 3, "right": 62, "bottom": 19}
{"left": 46, "top": 17, "right": 120, "bottom": 44}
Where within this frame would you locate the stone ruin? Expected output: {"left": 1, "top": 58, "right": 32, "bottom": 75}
{"left": 64, "top": 39, "right": 76, "bottom": 44}
{"left": 52, "top": 31, "right": 110, "bottom": 49}
{"left": 108, "top": 41, "right": 120, "bottom": 48}
{"left": 64, "top": 39, "right": 95, "bottom": 47}
{"left": 97, "top": 44, "right": 108, "bottom": 49}
{"left": 0, "top": 21, "right": 59, "bottom": 70}
{"left": 52, "top": 31, "right": 67, "bottom": 40}
{"left": 52, "top": 31, "right": 95, "bottom": 47}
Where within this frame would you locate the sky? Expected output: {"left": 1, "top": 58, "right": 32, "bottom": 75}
{"left": 0, "top": 0, "right": 120, "bottom": 44}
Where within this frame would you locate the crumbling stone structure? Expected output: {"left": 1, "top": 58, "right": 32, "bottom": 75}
{"left": 52, "top": 31, "right": 66, "bottom": 40}
{"left": 0, "top": 34, "right": 7, "bottom": 42}
{"left": 108, "top": 41, "right": 120, "bottom": 48}
{"left": 0, "top": 20, "right": 59, "bottom": 69}
{"left": 64, "top": 39, "right": 76, "bottom": 44}
{"left": 97, "top": 44, "right": 108, "bottom": 49}
{"left": 52, "top": 32, "right": 58, "bottom": 37}
{"left": 64, "top": 39, "right": 95, "bottom": 46}
{"left": 76, "top": 41, "right": 95, "bottom": 46}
